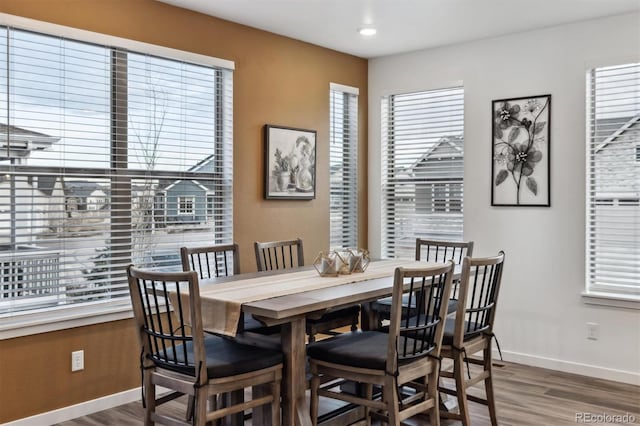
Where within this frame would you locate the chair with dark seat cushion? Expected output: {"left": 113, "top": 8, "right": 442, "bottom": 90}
{"left": 127, "top": 266, "right": 283, "bottom": 425}
{"left": 181, "top": 243, "right": 280, "bottom": 336}
{"left": 438, "top": 251, "right": 505, "bottom": 426}
{"left": 254, "top": 238, "right": 360, "bottom": 342}
{"left": 307, "top": 262, "right": 455, "bottom": 426}
{"left": 372, "top": 239, "right": 474, "bottom": 325}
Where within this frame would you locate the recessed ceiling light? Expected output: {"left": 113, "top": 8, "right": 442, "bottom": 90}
{"left": 358, "top": 27, "right": 377, "bottom": 36}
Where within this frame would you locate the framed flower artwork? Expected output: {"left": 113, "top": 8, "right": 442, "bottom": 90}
{"left": 264, "top": 124, "right": 317, "bottom": 200}
{"left": 491, "top": 94, "right": 551, "bottom": 206}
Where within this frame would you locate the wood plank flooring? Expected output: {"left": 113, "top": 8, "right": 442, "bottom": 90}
{"left": 56, "top": 361, "right": 640, "bottom": 425}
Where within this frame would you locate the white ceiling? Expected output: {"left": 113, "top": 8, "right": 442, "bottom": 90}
{"left": 158, "top": 0, "right": 640, "bottom": 58}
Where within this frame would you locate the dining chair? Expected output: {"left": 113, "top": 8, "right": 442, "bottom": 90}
{"left": 181, "top": 243, "right": 279, "bottom": 335}
{"left": 254, "top": 238, "right": 360, "bottom": 342}
{"left": 438, "top": 251, "right": 505, "bottom": 426}
{"left": 254, "top": 237, "right": 305, "bottom": 272}
{"left": 372, "top": 239, "right": 474, "bottom": 325}
{"left": 127, "top": 265, "right": 283, "bottom": 426}
{"left": 307, "top": 262, "right": 455, "bottom": 426}
{"left": 180, "top": 242, "right": 240, "bottom": 279}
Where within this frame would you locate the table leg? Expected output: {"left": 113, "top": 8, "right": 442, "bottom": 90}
{"left": 361, "top": 302, "right": 378, "bottom": 331}
{"left": 281, "top": 317, "right": 312, "bottom": 426}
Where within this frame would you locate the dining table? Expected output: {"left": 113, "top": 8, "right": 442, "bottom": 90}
{"left": 190, "top": 259, "right": 455, "bottom": 426}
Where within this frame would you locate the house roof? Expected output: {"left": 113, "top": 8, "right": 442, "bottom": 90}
{"left": 64, "top": 181, "right": 108, "bottom": 199}
{"left": 0, "top": 123, "right": 60, "bottom": 158}
{"left": 409, "top": 135, "right": 463, "bottom": 170}
{"left": 594, "top": 115, "right": 640, "bottom": 153}
{"left": 157, "top": 155, "right": 217, "bottom": 192}
{"left": 162, "top": 179, "right": 211, "bottom": 193}
{"left": 188, "top": 154, "right": 215, "bottom": 172}
{"left": 0, "top": 123, "right": 53, "bottom": 139}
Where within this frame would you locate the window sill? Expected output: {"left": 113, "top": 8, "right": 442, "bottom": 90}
{"left": 581, "top": 292, "right": 640, "bottom": 310}
{"left": 0, "top": 301, "right": 134, "bottom": 340}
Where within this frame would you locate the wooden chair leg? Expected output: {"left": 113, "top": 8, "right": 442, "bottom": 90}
{"left": 383, "top": 375, "right": 400, "bottom": 426}
{"left": 229, "top": 390, "right": 244, "bottom": 425}
{"left": 427, "top": 371, "right": 440, "bottom": 426}
{"left": 484, "top": 344, "right": 498, "bottom": 426}
{"left": 454, "top": 351, "right": 471, "bottom": 426}
{"left": 364, "top": 382, "right": 373, "bottom": 426}
{"left": 143, "top": 372, "right": 155, "bottom": 426}
{"left": 271, "top": 377, "right": 281, "bottom": 426}
{"left": 194, "top": 387, "right": 208, "bottom": 426}
{"left": 252, "top": 384, "right": 270, "bottom": 425}
{"left": 186, "top": 396, "right": 194, "bottom": 422}
{"left": 310, "top": 363, "right": 320, "bottom": 426}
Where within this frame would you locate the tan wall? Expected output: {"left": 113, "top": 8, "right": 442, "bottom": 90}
{"left": 0, "top": 0, "right": 367, "bottom": 421}
{"left": 0, "top": 319, "right": 140, "bottom": 422}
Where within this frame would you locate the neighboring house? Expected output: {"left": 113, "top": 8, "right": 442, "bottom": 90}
{"left": 593, "top": 115, "right": 640, "bottom": 249}
{"left": 0, "top": 125, "right": 61, "bottom": 244}
{"left": 0, "top": 125, "right": 61, "bottom": 306}
{"left": 0, "top": 123, "right": 59, "bottom": 164}
{"left": 64, "top": 181, "right": 109, "bottom": 213}
{"left": 594, "top": 115, "right": 640, "bottom": 202}
{"left": 0, "top": 176, "right": 52, "bottom": 245}
{"left": 385, "top": 135, "right": 464, "bottom": 253}
{"left": 62, "top": 180, "right": 109, "bottom": 235}
{"left": 155, "top": 155, "right": 216, "bottom": 225}
{"left": 412, "top": 136, "right": 464, "bottom": 214}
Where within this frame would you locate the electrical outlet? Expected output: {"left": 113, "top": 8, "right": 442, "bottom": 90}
{"left": 71, "top": 350, "right": 84, "bottom": 372}
{"left": 586, "top": 322, "right": 599, "bottom": 341}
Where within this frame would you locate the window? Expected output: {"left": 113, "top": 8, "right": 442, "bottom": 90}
{"left": 329, "top": 83, "right": 358, "bottom": 249}
{"left": 177, "top": 197, "right": 195, "bottom": 215}
{"left": 0, "top": 25, "right": 233, "bottom": 316}
{"left": 381, "top": 87, "right": 464, "bottom": 258}
{"left": 586, "top": 62, "right": 639, "bottom": 297}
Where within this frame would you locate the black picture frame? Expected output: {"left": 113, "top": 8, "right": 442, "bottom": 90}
{"left": 491, "top": 94, "right": 551, "bottom": 207}
{"left": 264, "top": 124, "right": 317, "bottom": 200}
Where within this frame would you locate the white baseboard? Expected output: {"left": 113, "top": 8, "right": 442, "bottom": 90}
{"left": 498, "top": 349, "right": 640, "bottom": 386}
{"left": 2, "top": 387, "right": 142, "bottom": 426}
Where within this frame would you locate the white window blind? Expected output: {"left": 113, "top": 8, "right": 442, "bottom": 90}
{"left": 381, "top": 87, "right": 464, "bottom": 259}
{"left": 0, "top": 26, "right": 233, "bottom": 316}
{"left": 587, "top": 63, "right": 640, "bottom": 296}
{"left": 330, "top": 85, "right": 358, "bottom": 249}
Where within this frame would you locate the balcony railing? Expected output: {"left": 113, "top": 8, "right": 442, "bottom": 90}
{"left": 0, "top": 247, "right": 61, "bottom": 311}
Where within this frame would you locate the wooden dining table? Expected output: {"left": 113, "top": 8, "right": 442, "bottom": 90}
{"left": 195, "top": 259, "right": 453, "bottom": 426}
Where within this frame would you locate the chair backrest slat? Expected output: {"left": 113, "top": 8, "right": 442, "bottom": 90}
{"left": 453, "top": 252, "right": 505, "bottom": 347}
{"left": 254, "top": 238, "right": 304, "bottom": 271}
{"left": 181, "top": 243, "right": 239, "bottom": 279}
{"left": 387, "top": 262, "right": 454, "bottom": 371}
{"left": 416, "top": 239, "right": 473, "bottom": 300}
{"left": 128, "top": 266, "right": 205, "bottom": 380}
{"left": 415, "top": 239, "right": 474, "bottom": 263}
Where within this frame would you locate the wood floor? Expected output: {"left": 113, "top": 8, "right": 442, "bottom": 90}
{"left": 56, "top": 361, "right": 640, "bottom": 425}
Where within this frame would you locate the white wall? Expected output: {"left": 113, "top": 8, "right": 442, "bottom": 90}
{"left": 368, "top": 13, "right": 640, "bottom": 384}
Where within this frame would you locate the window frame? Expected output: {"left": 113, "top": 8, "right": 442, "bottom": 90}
{"left": 583, "top": 61, "right": 640, "bottom": 308}
{"left": 177, "top": 196, "right": 196, "bottom": 216}
{"left": 329, "top": 83, "right": 359, "bottom": 250}
{"left": 0, "top": 14, "right": 235, "bottom": 338}
{"left": 380, "top": 86, "right": 465, "bottom": 259}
